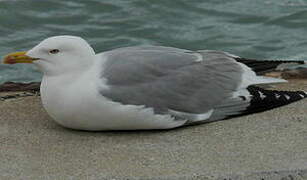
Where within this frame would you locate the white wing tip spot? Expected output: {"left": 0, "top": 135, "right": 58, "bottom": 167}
{"left": 258, "top": 91, "right": 266, "bottom": 99}
{"left": 275, "top": 93, "right": 281, "bottom": 99}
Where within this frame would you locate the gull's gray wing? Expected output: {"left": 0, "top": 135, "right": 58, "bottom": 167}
{"left": 99, "top": 46, "right": 243, "bottom": 120}
{"left": 98, "top": 46, "right": 307, "bottom": 124}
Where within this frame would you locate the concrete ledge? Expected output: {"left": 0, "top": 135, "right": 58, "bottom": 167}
{"left": 0, "top": 80, "right": 307, "bottom": 179}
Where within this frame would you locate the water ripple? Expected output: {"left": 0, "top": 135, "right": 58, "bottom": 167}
{"left": 1, "top": 0, "right": 307, "bottom": 83}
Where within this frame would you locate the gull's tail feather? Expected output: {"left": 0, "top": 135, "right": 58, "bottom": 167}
{"left": 234, "top": 58, "right": 306, "bottom": 75}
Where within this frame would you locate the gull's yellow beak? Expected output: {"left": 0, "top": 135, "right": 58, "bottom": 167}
{"left": 2, "top": 51, "right": 39, "bottom": 64}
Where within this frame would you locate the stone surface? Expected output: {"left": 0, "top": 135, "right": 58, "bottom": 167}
{"left": 0, "top": 80, "right": 306, "bottom": 180}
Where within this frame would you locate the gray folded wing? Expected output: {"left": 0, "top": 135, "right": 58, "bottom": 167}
{"left": 99, "top": 46, "right": 244, "bottom": 119}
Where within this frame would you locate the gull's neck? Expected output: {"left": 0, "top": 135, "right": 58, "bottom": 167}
{"left": 40, "top": 55, "right": 101, "bottom": 89}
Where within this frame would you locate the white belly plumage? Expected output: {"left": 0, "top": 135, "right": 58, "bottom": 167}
{"left": 40, "top": 75, "right": 186, "bottom": 131}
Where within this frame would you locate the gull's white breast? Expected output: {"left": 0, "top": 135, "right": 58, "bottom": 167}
{"left": 40, "top": 55, "right": 185, "bottom": 131}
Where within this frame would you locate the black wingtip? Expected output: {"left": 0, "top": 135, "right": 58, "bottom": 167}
{"left": 241, "top": 86, "right": 307, "bottom": 115}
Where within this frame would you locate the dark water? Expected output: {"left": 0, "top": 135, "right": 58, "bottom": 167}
{"left": 1, "top": 0, "right": 307, "bottom": 84}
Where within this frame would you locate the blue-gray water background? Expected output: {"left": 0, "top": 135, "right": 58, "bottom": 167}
{"left": 1, "top": 0, "right": 307, "bottom": 84}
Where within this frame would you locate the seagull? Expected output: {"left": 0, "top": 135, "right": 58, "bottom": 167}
{"left": 3, "top": 36, "right": 307, "bottom": 131}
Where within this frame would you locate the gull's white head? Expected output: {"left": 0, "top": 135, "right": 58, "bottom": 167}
{"left": 3, "top": 35, "right": 96, "bottom": 76}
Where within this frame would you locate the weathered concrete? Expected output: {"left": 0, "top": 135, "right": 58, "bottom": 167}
{"left": 0, "top": 80, "right": 306, "bottom": 180}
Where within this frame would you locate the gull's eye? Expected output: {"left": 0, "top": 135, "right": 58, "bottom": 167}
{"left": 49, "top": 49, "right": 60, "bottom": 54}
